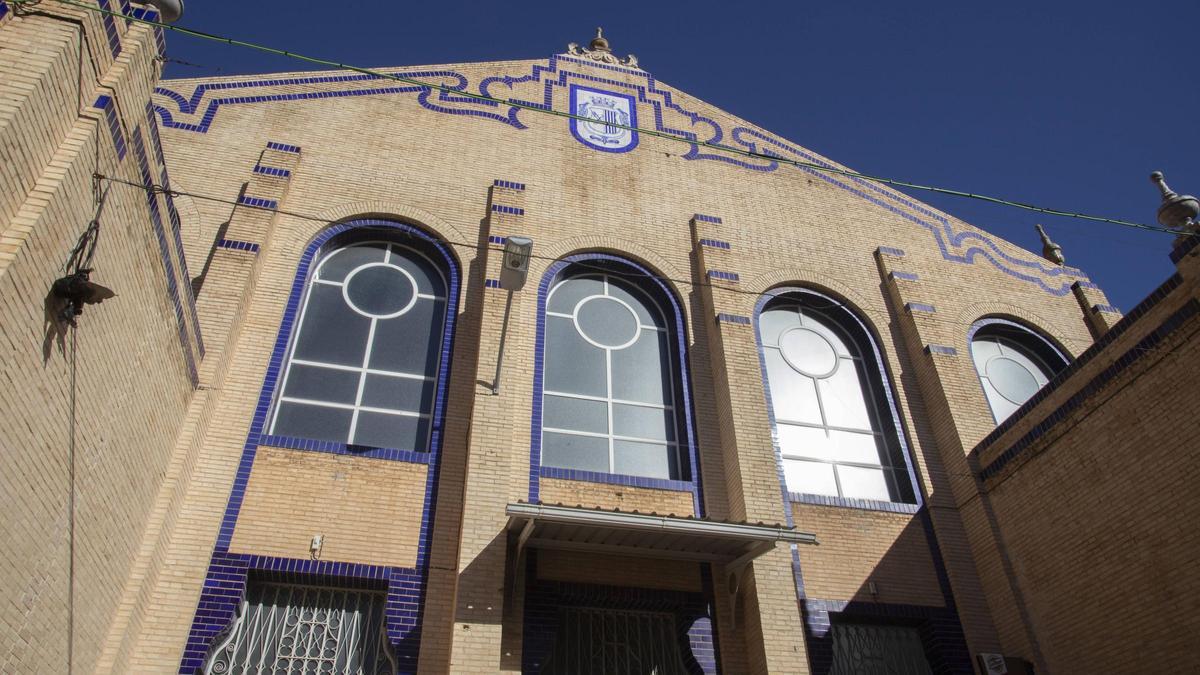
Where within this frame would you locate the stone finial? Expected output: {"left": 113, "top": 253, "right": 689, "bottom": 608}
{"left": 1151, "top": 171, "right": 1200, "bottom": 231}
{"left": 566, "top": 28, "right": 642, "bottom": 69}
{"left": 1035, "top": 224, "right": 1065, "bottom": 265}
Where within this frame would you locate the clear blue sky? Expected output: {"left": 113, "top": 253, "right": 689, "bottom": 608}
{"left": 161, "top": 0, "right": 1200, "bottom": 311}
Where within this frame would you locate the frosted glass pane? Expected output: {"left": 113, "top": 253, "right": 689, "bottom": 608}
{"left": 828, "top": 429, "right": 884, "bottom": 465}
{"left": 613, "top": 440, "right": 673, "bottom": 479}
{"left": 292, "top": 284, "right": 371, "bottom": 367}
{"left": 837, "top": 465, "right": 891, "bottom": 501}
{"left": 369, "top": 299, "right": 443, "bottom": 375}
{"left": 547, "top": 276, "right": 603, "bottom": 314}
{"left": 576, "top": 296, "right": 640, "bottom": 348}
{"left": 542, "top": 432, "right": 608, "bottom": 472}
{"left": 544, "top": 316, "right": 607, "bottom": 397}
{"left": 611, "top": 331, "right": 671, "bottom": 405}
{"left": 360, "top": 374, "right": 432, "bottom": 413}
{"left": 543, "top": 395, "right": 608, "bottom": 434}
{"left": 758, "top": 307, "right": 800, "bottom": 346}
{"left": 388, "top": 247, "right": 445, "bottom": 296}
{"left": 273, "top": 402, "right": 352, "bottom": 443}
{"left": 981, "top": 378, "right": 1020, "bottom": 422}
{"left": 764, "top": 349, "right": 822, "bottom": 425}
{"left": 778, "top": 424, "right": 836, "bottom": 461}
{"left": 281, "top": 363, "right": 360, "bottom": 405}
{"left": 353, "top": 412, "right": 427, "bottom": 451}
{"left": 317, "top": 243, "right": 387, "bottom": 282}
{"left": 818, "top": 359, "right": 873, "bottom": 430}
{"left": 783, "top": 459, "right": 838, "bottom": 497}
{"left": 607, "top": 278, "right": 664, "bottom": 328}
{"left": 985, "top": 356, "right": 1040, "bottom": 404}
{"left": 613, "top": 403, "right": 674, "bottom": 441}
{"left": 799, "top": 312, "right": 854, "bottom": 357}
{"left": 971, "top": 337, "right": 1001, "bottom": 369}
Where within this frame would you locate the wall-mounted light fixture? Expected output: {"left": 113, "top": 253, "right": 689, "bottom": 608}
{"left": 492, "top": 236, "right": 533, "bottom": 395}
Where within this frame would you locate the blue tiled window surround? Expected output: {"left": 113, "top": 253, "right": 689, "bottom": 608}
{"left": 967, "top": 317, "right": 1071, "bottom": 426}
{"left": 753, "top": 287, "right": 925, "bottom": 518}
{"left": 528, "top": 253, "right": 704, "bottom": 516}
{"left": 178, "top": 219, "right": 461, "bottom": 673}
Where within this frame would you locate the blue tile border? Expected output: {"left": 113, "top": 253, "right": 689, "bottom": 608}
{"left": 487, "top": 235, "right": 506, "bottom": 245}
{"left": 236, "top": 195, "right": 279, "bottom": 210}
{"left": 484, "top": 278, "right": 502, "bottom": 288}
{"left": 252, "top": 164, "right": 291, "bottom": 178}
{"left": 528, "top": 253, "right": 704, "bottom": 517}
{"left": 93, "top": 95, "right": 126, "bottom": 160}
{"left": 788, "top": 492, "right": 920, "bottom": 514}
{"left": 698, "top": 238, "right": 731, "bottom": 250}
{"left": 96, "top": 0, "right": 121, "bottom": 58}
{"left": 876, "top": 246, "right": 906, "bottom": 258}
{"left": 693, "top": 214, "right": 722, "bottom": 224}
{"left": 978, "top": 298, "right": 1199, "bottom": 481}
{"left": 266, "top": 141, "right": 301, "bottom": 153}
{"left": 904, "top": 302, "right": 936, "bottom": 314}
{"left": 492, "top": 179, "right": 526, "bottom": 191}
{"left": 0, "top": 2, "right": 9, "bottom": 21}
{"left": 889, "top": 271, "right": 919, "bottom": 282}
{"left": 180, "top": 219, "right": 463, "bottom": 673}
{"left": 706, "top": 270, "right": 739, "bottom": 282}
{"left": 1091, "top": 304, "right": 1120, "bottom": 314}
{"left": 715, "top": 313, "right": 751, "bottom": 326}
{"left": 539, "top": 466, "right": 696, "bottom": 497}
{"left": 215, "top": 238, "right": 260, "bottom": 253}
{"left": 924, "top": 344, "right": 958, "bottom": 356}
{"left": 490, "top": 204, "right": 524, "bottom": 216}
{"left": 151, "top": 55, "right": 1095, "bottom": 296}
{"left": 127, "top": 6, "right": 165, "bottom": 56}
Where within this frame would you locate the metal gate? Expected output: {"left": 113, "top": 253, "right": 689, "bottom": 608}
{"left": 829, "top": 623, "right": 933, "bottom": 675}
{"left": 540, "top": 606, "right": 691, "bottom": 675}
{"left": 203, "top": 583, "right": 398, "bottom": 675}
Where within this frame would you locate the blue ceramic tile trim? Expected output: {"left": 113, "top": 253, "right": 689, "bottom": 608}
{"left": 484, "top": 278, "right": 502, "bottom": 288}
{"left": 716, "top": 313, "right": 750, "bottom": 325}
{"left": 93, "top": 95, "right": 126, "bottom": 160}
{"left": 236, "top": 195, "right": 278, "bottom": 210}
{"left": 1075, "top": 280, "right": 1100, "bottom": 289}
{"left": 539, "top": 466, "right": 695, "bottom": 495}
{"left": 145, "top": 102, "right": 204, "bottom": 357}
{"left": 490, "top": 204, "right": 524, "bottom": 216}
{"left": 216, "top": 238, "right": 260, "bottom": 253}
{"left": 266, "top": 141, "right": 301, "bottom": 153}
{"left": 127, "top": 7, "right": 165, "bottom": 56}
{"left": 905, "top": 302, "right": 936, "bottom": 314}
{"left": 528, "top": 254, "right": 704, "bottom": 517}
{"left": 1092, "top": 304, "right": 1121, "bottom": 314}
{"left": 924, "top": 344, "right": 958, "bottom": 356}
{"left": 876, "top": 246, "right": 906, "bottom": 258}
{"left": 889, "top": 270, "right": 919, "bottom": 281}
{"left": 974, "top": 273, "right": 1182, "bottom": 451}
{"left": 979, "top": 298, "right": 1199, "bottom": 481}
{"left": 788, "top": 491, "right": 920, "bottom": 514}
{"left": 492, "top": 179, "right": 526, "bottom": 190}
{"left": 131, "top": 127, "right": 197, "bottom": 386}
{"left": 487, "top": 235, "right": 506, "bottom": 245}
{"left": 698, "top": 238, "right": 730, "bottom": 250}
{"left": 692, "top": 214, "right": 722, "bottom": 224}
{"left": 118, "top": 0, "right": 130, "bottom": 23}
{"left": 0, "top": 2, "right": 9, "bottom": 20}
{"left": 152, "top": 56, "right": 1094, "bottom": 296}
{"left": 252, "top": 164, "right": 291, "bottom": 178}
{"left": 257, "top": 435, "right": 433, "bottom": 464}
{"left": 183, "top": 220, "right": 463, "bottom": 673}
{"left": 96, "top": 0, "right": 121, "bottom": 58}
{"left": 521, "top": 556, "right": 718, "bottom": 675}
{"left": 803, "top": 598, "right": 972, "bottom": 674}
{"left": 1169, "top": 234, "right": 1199, "bottom": 264}
{"left": 177, "top": 553, "right": 425, "bottom": 673}
{"left": 706, "top": 269, "right": 739, "bottom": 282}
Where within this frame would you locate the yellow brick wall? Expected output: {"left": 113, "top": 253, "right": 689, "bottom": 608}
{"left": 536, "top": 550, "right": 703, "bottom": 593}
{"left": 538, "top": 477, "right": 696, "bottom": 517}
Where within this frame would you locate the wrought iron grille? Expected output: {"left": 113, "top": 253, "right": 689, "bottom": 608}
{"left": 829, "top": 622, "right": 933, "bottom": 675}
{"left": 203, "top": 583, "right": 397, "bottom": 675}
{"left": 540, "top": 607, "right": 691, "bottom": 675}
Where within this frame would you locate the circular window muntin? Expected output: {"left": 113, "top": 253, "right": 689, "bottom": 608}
{"left": 341, "top": 261, "right": 420, "bottom": 319}
{"left": 572, "top": 293, "right": 643, "bottom": 350}
{"left": 778, "top": 326, "right": 841, "bottom": 379}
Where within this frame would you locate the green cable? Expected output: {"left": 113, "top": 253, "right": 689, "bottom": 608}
{"left": 17, "top": 0, "right": 1190, "bottom": 237}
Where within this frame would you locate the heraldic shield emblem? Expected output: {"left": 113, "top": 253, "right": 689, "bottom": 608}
{"left": 569, "top": 85, "right": 639, "bottom": 153}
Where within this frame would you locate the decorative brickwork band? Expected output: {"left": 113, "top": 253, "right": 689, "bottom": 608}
{"left": 215, "top": 238, "right": 260, "bottom": 253}
{"left": 706, "top": 270, "right": 740, "bottom": 282}
{"left": 491, "top": 204, "right": 525, "bottom": 216}
{"left": 698, "top": 238, "right": 731, "bottom": 250}
{"left": 693, "top": 213, "right": 722, "bottom": 224}
{"left": 716, "top": 313, "right": 751, "bottom": 326}
{"left": 266, "top": 141, "right": 301, "bottom": 153}
{"left": 493, "top": 179, "right": 526, "bottom": 190}
{"left": 236, "top": 195, "right": 279, "bottom": 210}
{"left": 924, "top": 344, "right": 958, "bottom": 356}
{"left": 1169, "top": 234, "right": 1199, "bottom": 264}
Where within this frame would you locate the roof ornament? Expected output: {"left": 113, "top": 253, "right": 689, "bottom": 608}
{"left": 1150, "top": 171, "right": 1199, "bottom": 234}
{"left": 566, "top": 27, "right": 641, "bottom": 69}
{"left": 1035, "top": 224, "right": 1065, "bottom": 265}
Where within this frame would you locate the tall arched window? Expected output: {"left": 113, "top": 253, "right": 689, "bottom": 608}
{"left": 758, "top": 290, "right": 914, "bottom": 503}
{"left": 970, "top": 319, "right": 1067, "bottom": 424}
{"left": 269, "top": 235, "right": 449, "bottom": 451}
{"left": 539, "top": 263, "right": 688, "bottom": 481}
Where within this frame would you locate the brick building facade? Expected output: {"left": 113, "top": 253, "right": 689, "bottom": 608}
{"left": 2, "top": 5, "right": 1197, "bottom": 673}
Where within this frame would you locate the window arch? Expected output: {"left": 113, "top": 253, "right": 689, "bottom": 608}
{"left": 757, "top": 289, "right": 915, "bottom": 503}
{"left": 969, "top": 318, "right": 1068, "bottom": 424}
{"left": 537, "top": 258, "right": 692, "bottom": 482}
{"left": 268, "top": 228, "right": 451, "bottom": 451}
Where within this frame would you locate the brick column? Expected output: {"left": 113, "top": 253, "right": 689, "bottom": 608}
{"left": 1071, "top": 280, "right": 1123, "bottom": 339}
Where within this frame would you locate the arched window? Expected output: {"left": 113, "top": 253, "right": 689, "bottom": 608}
{"left": 758, "top": 290, "right": 914, "bottom": 503}
{"left": 970, "top": 319, "right": 1067, "bottom": 424}
{"left": 539, "top": 263, "right": 688, "bottom": 481}
{"left": 269, "top": 235, "right": 449, "bottom": 451}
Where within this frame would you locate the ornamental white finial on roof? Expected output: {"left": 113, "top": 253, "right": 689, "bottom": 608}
{"left": 566, "top": 27, "right": 641, "bottom": 69}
